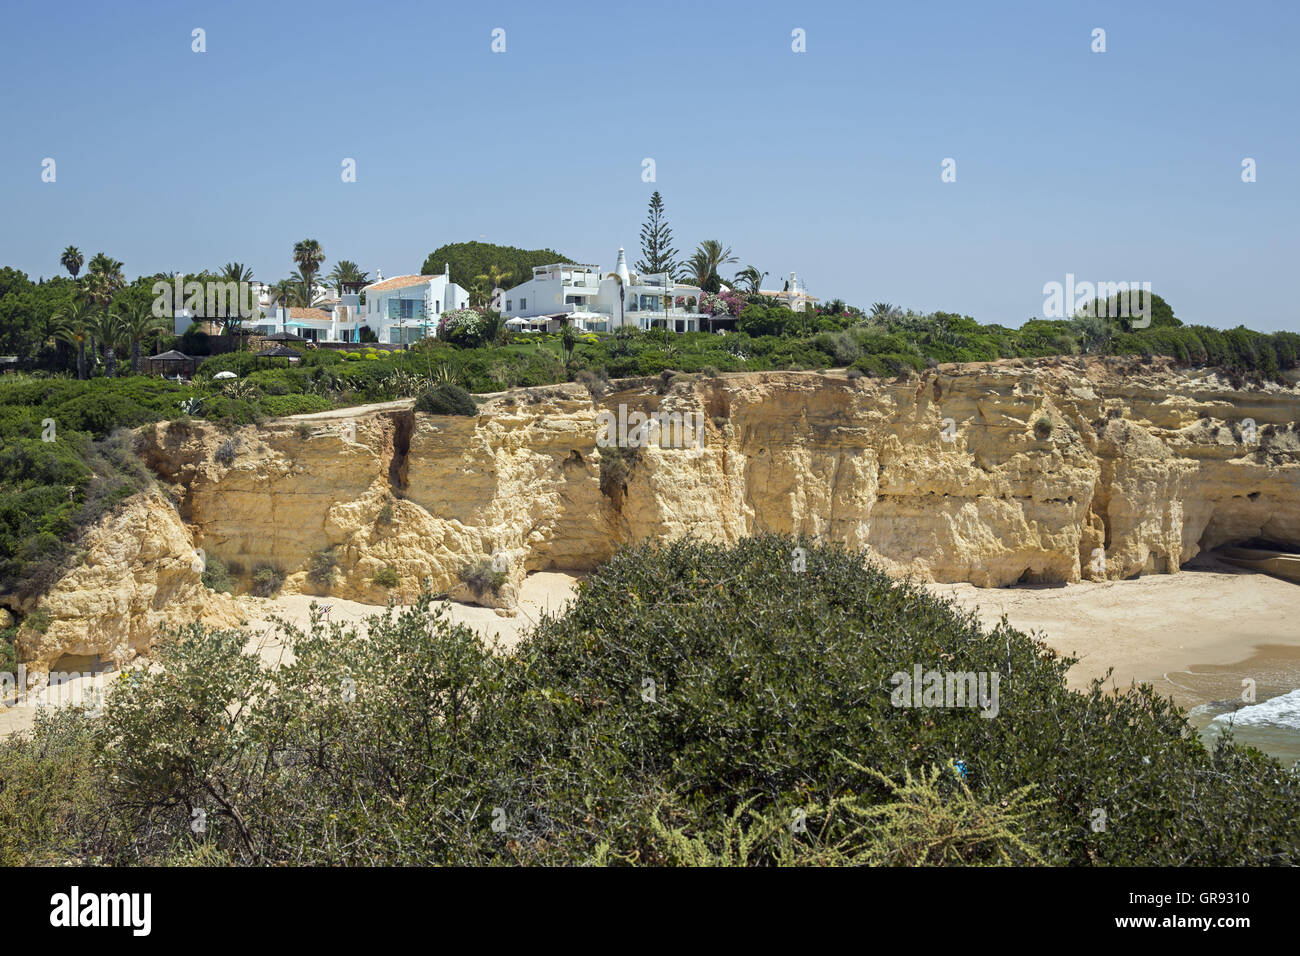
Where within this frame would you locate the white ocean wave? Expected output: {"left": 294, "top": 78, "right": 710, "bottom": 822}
{"left": 1212, "top": 688, "right": 1300, "bottom": 729}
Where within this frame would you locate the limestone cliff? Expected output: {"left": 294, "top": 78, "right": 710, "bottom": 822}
{"left": 15, "top": 358, "right": 1300, "bottom": 670}
{"left": 12, "top": 490, "right": 245, "bottom": 679}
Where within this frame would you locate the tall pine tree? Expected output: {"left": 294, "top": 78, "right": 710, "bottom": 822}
{"left": 635, "top": 191, "right": 679, "bottom": 277}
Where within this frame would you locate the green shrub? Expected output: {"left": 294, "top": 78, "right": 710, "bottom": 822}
{"left": 0, "top": 626, "right": 16, "bottom": 673}
{"left": 200, "top": 555, "right": 233, "bottom": 593}
{"left": 414, "top": 383, "right": 477, "bottom": 416}
{"left": 0, "top": 535, "right": 1296, "bottom": 866}
{"left": 373, "top": 566, "right": 400, "bottom": 589}
{"left": 0, "top": 708, "right": 104, "bottom": 866}
{"left": 259, "top": 394, "right": 332, "bottom": 418}
{"left": 1034, "top": 415, "right": 1053, "bottom": 440}
{"left": 23, "top": 608, "right": 52, "bottom": 634}
{"left": 507, "top": 535, "right": 1300, "bottom": 865}
{"left": 307, "top": 547, "right": 338, "bottom": 589}
{"left": 459, "top": 559, "right": 506, "bottom": 600}
{"left": 250, "top": 565, "right": 282, "bottom": 597}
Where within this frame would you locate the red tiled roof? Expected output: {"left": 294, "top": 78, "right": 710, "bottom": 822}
{"left": 363, "top": 274, "right": 434, "bottom": 292}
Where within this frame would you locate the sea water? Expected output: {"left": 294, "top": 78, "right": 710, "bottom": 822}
{"left": 1176, "top": 650, "right": 1300, "bottom": 767}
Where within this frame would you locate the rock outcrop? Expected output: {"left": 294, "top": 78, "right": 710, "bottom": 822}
{"left": 12, "top": 490, "right": 244, "bottom": 680}
{"left": 14, "top": 358, "right": 1300, "bottom": 669}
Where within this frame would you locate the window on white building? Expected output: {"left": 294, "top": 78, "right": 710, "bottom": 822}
{"left": 520, "top": 298, "right": 526, "bottom": 309}
{"left": 506, "top": 300, "right": 512, "bottom": 312}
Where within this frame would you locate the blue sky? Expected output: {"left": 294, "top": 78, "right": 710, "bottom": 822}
{"left": 1, "top": 0, "right": 1297, "bottom": 330}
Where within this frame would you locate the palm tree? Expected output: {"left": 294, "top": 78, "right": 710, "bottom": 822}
{"left": 60, "top": 246, "right": 84, "bottom": 279}
{"left": 734, "top": 266, "right": 767, "bottom": 294}
{"left": 680, "top": 240, "right": 738, "bottom": 286}
{"left": 870, "top": 302, "right": 902, "bottom": 320}
{"left": 292, "top": 239, "right": 325, "bottom": 302}
{"left": 290, "top": 269, "right": 321, "bottom": 305}
{"left": 116, "top": 303, "right": 171, "bottom": 374}
{"left": 82, "top": 253, "right": 125, "bottom": 368}
{"left": 467, "top": 278, "right": 492, "bottom": 309}
{"left": 604, "top": 272, "right": 627, "bottom": 328}
{"left": 269, "top": 278, "right": 300, "bottom": 311}
{"left": 327, "top": 260, "right": 369, "bottom": 296}
{"left": 52, "top": 300, "right": 96, "bottom": 379}
{"left": 474, "top": 265, "right": 513, "bottom": 310}
{"left": 86, "top": 307, "right": 126, "bottom": 378}
{"left": 561, "top": 323, "right": 576, "bottom": 364}
{"left": 217, "top": 262, "right": 254, "bottom": 345}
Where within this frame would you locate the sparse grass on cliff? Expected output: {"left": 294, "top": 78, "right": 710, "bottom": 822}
{"left": 1, "top": 535, "right": 1296, "bottom": 867}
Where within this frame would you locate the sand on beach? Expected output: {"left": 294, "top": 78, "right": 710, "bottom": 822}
{"left": 5, "top": 560, "right": 1297, "bottom": 741}
{"left": 929, "top": 559, "right": 1300, "bottom": 700}
{"left": 0, "top": 571, "right": 582, "bottom": 739}
{"left": 237, "top": 569, "right": 582, "bottom": 664}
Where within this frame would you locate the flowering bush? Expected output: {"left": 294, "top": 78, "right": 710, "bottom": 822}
{"left": 698, "top": 292, "right": 727, "bottom": 316}
{"left": 438, "top": 308, "right": 486, "bottom": 346}
{"left": 699, "top": 291, "right": 744, "bottom": 317}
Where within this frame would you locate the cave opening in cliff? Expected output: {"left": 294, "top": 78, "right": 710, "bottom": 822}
{"left": 387, "top": 411, "right": 413, "bottom": 494}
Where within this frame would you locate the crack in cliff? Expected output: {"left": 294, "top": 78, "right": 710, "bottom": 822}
{"left": 386, "top": 410, "right": 413, "bottom": 495}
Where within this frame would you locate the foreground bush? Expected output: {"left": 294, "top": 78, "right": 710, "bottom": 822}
{"left": 414, "top": 383, "right": 476, "bottom": 416}
{"left": 1, "top": 535, "right": 1295, "bottom": 865}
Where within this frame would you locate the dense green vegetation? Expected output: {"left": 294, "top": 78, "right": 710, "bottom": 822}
{"left": 0, "top": 377, "right": 174, "bottom": 596}
{"left": 420, "top": 241, "right": 571, "bottom": 303}
{"left": 1, "top": 536, "right": 1295, "bottom": 866}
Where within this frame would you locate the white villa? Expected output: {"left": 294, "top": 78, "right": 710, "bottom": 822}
{"left": 759, "top": 272, "right": 818, "bottom": 312}
{"left": 230, "top": 266, "right": 468, "bottom": 344}
{"left": 357, "top": 267, "right": 470, "bottom": 344}
{"left": 501, "top": 248, "right": 708, "bottom": 333}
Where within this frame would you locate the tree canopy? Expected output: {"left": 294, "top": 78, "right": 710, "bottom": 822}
{"left": 421, "top": 241, "right": 571, "bottom": 292}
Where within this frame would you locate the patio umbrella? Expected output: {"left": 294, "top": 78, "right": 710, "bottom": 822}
{"left": 212, "top": 370, "right": 237, "bottom": 380}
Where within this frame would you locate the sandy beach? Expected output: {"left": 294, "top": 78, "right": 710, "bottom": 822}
{"left": 5, "top": 561, "right": 1297, "bottom": 741}
{"left": 929, "top": 558, "right": 1300, "bottom": 701}
{"left": 0, "top": 572, "right": 582, "bottom": 739}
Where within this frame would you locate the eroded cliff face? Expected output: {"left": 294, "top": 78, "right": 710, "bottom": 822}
{"left": 13, "top": 491, "right": 245, "bottom": 678}
{"left": 16, "top": 358, "right": 1300, "bottom": 670}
